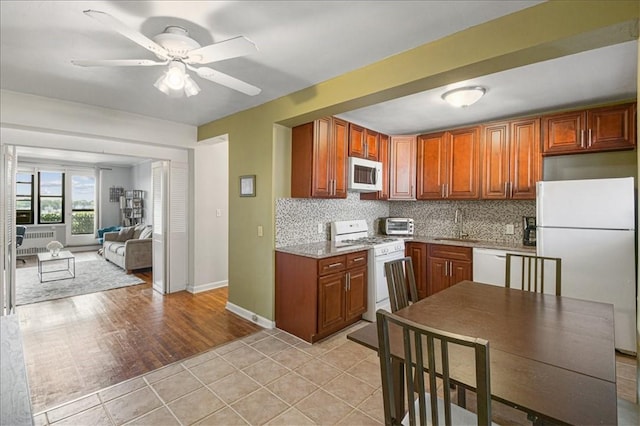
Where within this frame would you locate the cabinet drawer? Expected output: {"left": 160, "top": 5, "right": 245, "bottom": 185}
{"left": 319, "top": 255, "right": 347, "bottom": 276}
{"left": 428, "top": 244, "right": 472, "bottom": 261}
{"left": 346, "top": 251, "right": 368, "bottom": 269}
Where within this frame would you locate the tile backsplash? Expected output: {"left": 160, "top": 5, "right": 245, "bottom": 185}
{"left": 275, "top": 194, "right": 535, "bottom": 247}
{"left": 389, "top": 199, "right": 536, "bottom": 244}
{"left": 275, "top": 193, "right": 389, "bottom": 247}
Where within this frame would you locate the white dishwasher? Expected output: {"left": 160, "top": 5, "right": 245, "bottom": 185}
{"left": 472, "top": 248, "right": 531, "bottom": 287}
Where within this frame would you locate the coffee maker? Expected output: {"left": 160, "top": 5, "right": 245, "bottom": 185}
{"left": 523, "top": 216, "right": 536, "bottom": 246}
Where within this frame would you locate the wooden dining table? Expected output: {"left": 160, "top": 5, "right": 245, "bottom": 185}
{"left": 347, "top": 280, "right": 618, "bottom": 425}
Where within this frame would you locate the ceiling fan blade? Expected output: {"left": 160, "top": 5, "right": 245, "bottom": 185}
{"left": 84, "top": 10, "right": 170, "bottom": 60}
{"left": 190, "top": 66, "right": 261, "bottom": 96}
{"left": 185, "top": 36, "right": 257, "bottom": 64}
{"left": 72, "top": 59, "right": 169, "bottom": 67}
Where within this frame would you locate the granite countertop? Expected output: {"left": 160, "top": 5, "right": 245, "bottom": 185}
{"left": 276, "top": 236, "right": 535, "bottom": 259}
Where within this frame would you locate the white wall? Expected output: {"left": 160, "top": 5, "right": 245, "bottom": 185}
{"left": 99, "top": 166, "right": 132, "bottom": 228}
{"left": 131, "top": 161, "right": 153, "bottom": 225}
{"left": 190, "top": 140, "right": 229, "bottom": 292}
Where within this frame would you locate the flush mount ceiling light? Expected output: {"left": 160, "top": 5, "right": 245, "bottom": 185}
{"left": 154, "top": 61, "right": 201, "bottom": 98}
{"left": 441, "top": 86, "right": 486, "bottom": 108}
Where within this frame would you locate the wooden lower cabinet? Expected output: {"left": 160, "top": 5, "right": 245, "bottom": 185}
{"left": 405, "top": 242, "right": 428, "bottom": 299}
{"left": 427, "top": 244, "right": 472, "bottom": 296}
{"left": 276, "top": 250, "right": 367, "bottom": 343}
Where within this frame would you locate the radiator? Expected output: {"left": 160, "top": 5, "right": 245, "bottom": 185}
{"left": 17, "top": 230, "right": 56, "bottom": 255}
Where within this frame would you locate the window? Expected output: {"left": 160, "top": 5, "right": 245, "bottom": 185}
{"left": 39, "top": 171, "right": 64, "bottom": 224}
{"left": 16, "top": 173, "right": 34, "bottom": 224}
{"left": 70, "top": 174, "right": 96, "bottom": 235}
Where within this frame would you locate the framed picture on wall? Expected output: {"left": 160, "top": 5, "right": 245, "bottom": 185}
{"left": 240, "top": 175, "right": 256, "bottom": 197}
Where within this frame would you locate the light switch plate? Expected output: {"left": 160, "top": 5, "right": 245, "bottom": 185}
{"left": 318, "top": 223, "right": 323, "bottom": 234}
{"left": 505, "top": 224, "right": 515, "bottom": 235}
{"left": 216, "top": 209, "right": 222, "bottom": 217}
{"left": 257, "top": 225, "right": 263, "bottom": 237}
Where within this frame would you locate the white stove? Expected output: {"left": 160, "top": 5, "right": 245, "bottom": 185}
{"left": 331, "top": 220, "right": 406, "bottom": 321}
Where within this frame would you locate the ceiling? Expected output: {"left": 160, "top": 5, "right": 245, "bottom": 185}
{"left": 1, "top": 1, "right": 637, "bottom": 165}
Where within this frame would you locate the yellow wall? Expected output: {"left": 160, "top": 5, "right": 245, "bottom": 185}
{"left": 198, "top": 1, "right": 639, "bottom": 321}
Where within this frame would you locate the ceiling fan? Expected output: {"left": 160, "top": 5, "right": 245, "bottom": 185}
{"left": 72, "top": 10, "right": 261, "bottom": 98}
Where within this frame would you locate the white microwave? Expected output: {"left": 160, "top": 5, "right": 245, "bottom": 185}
{"left": 348, "top": 157, "right": 382, "bottom": 192}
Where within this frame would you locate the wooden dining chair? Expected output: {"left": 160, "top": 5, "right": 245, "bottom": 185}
{"left": 376, "top": 309, "right": 492, "bottom": 426}
{"left": 384, "top": 257, "right": 419, "bottom": 312}
{"left": 505, "top": 253, "right": 562, "bottom": 296}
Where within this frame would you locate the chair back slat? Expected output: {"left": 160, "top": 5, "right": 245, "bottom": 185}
{"left": 376, "top": 309, "right": 492, "bottom": 426}
{"left": 505, "top": 253, "right": 562, "bottom": 296}
{"left": 384, "top": 257, "right": 419, "bottom": 312}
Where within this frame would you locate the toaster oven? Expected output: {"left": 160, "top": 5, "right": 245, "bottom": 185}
{"left": 381, "top": 218, "right": 414, "bottom": 235}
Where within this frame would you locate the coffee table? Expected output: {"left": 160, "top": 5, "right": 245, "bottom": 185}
{"left": 37, "top": 251, "right": 75, "bottom": 283}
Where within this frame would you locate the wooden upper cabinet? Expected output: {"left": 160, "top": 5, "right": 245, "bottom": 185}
{"left": 482, "top": 118, "right": 541, "bottom": 200}
{"left": 348, "top": 123, "right": 366, "bottom": 158}
{"left": 332, "top": 118, "right": 349, "bottom": 197}
{"left": 348, "top": 124, "right": 379, "bottom": 160}
{"left": 587, "top": 103, "right": 636, "bottom": 152}
{"left": 416, "top": 132, "right": 447, "bottom": 199}
{"left": 364, "top": 128, "right": 380, "bottom": 160}
{"left": 543, "top": 102, "right": 635, "bottom": 155}
{"left": 389, "top": 135, "right": 417, "bottom": 200}
{"left": 417, "top": 127, "right": 480, "bottom": 200}
{"left": 447, "top": 127, "right": 480, "bottom": 199}
{"left": 360, "top": 133, "right": 389, "bottom": 200}
{"left": 510, "top": 118, "right": 541, "bottom": 199}
{"left": 291, "top": 117, "right": 347, "bottom": 199}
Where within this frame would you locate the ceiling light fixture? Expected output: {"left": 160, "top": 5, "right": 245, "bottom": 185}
{"left": 441, "top": 86, "right": 486, "bottom": 108}
{"left": 154, "top": 61, "right": 201, "bottom": 98}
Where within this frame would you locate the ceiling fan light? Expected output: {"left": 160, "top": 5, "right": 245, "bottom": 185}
{"left": 442, "top": 86, "right": 486, "bottom": 108}
{"left": 164, "top": 61, "right": 186, "bottom": 90}
{"left": 184, "top": 75, "right": 201, "bottom": 97}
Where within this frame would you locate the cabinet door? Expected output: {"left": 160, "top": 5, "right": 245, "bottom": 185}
{"left": 446, "top": 127, "right": 480, "bottom": 199}
{"left": 318, "top": 273, "right": 346, "bottom": 333}
{"left": 348, "top": 123, "right": 366, "bottom": 158}
{"left": 311, "top": 117, "right": 333, "bottom": 197}
{"left": 481, "top": 122, "right": 509, "bottom": 199}
{"left": 332, "top": 118, "right": 349, "bottom": 198}
{"left": 406, "top": 242, "right": 427, "bottom": 300}
{"left": 542, "top": 111, "right": 586, "bottom": 155}
{"left": 365, "top": 128, "right": 380, "bottom": 161}
{"left": 450, "top": 260, "right": 472, "bottom": 287}
{"left": 416, "top": 132, "right": 446, "bottom": 200}
{"left": 345, "top": 266, "right": 367, "bottom": 320}
{"left": 587, "top": 103, "right": 635, "bottom": 152}
{"left": 427, "top": 257, "right": 449, "bottom": 296}
{"left": 360, "top": 134, "right": 389, "bottom": 200}
{"left": 389, "top": 135, "right": 417, "bottom": 200}
{"left": 510, "top": 118, "right": 540, "bottom": 200}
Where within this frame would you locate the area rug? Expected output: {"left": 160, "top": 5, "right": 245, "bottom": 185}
{"left": 16, "top": 259, "right": 145, "bottom": 305}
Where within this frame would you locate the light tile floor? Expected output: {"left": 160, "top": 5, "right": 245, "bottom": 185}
{"left": 32, "top": 322, "right": 637, "bottom": 426}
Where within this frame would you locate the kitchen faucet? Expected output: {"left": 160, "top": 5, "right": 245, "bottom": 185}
{"left": 454, "top": 208, "right": 468, "bottom": 239}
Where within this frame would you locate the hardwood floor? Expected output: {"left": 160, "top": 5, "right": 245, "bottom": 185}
{"left": 16, "top": 259, "right": 261, "bottom": 414}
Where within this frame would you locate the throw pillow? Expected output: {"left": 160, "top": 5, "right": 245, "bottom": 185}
{"left": 132, "top": 224, "right": 146, "bottom": 239}
{"left": 116, "top": 226, "right": 135, "bottom": 242}
{"left": 139, "top": 226, "right": 153, "bottom": 239}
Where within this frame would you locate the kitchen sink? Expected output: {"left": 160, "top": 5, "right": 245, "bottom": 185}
{"left": 434, "top": 237, "right": 481, "bottom": 243}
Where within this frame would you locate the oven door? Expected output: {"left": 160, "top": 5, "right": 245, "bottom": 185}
{"left": 375, "top": 250, "right": 406, "bottom": 304}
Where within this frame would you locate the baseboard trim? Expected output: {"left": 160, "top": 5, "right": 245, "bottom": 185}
{"left": 225, "top": 302, "right": 274, "bottom": 330}
{"left": 187, "top": 280, "right": 228, "bottom": 294}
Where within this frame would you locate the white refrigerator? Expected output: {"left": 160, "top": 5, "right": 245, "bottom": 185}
{"left": 537, "top": 177, "right": 637, "bottom": 353}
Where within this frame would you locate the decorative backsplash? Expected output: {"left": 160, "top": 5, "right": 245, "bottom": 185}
{"left": 275, "top": 193, "right": 389, "bottom": 247}
{"left": 276, "top": 194, "right": 536, "bottom": 247}
{"left": 389, "top": 199, "right": 536, "bottom": 244}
